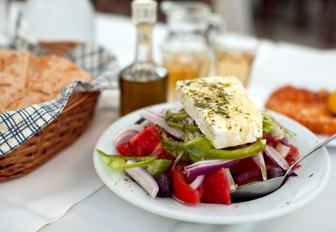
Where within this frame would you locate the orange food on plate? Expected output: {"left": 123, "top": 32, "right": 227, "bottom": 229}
{"left": 265, "top": 85, "right": 336, "bottom": 135}
{"left": 327, "top": 92, "right": 336, "bottom": 114}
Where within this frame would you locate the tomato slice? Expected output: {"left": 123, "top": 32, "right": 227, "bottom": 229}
{"left": 263, "top": 134, "right": 278, "bottom": 148}
{"left": 172, "top": 165, "right": 202, "bottom": 205}
{"left": 202, "top": 168, "right": 231, "bottom": 204}
{"left": 286, "top": 145, "right": 301, "bottom": 169}
{"left": 152, "top": 143, "right": 168, "bottom": 159}
{"left": 116, "top": 124, "right": 162, "bottom": 157}
{"left": 116, "top": 142, "right": 133, "bottom": 156}
{"left": 129, "top": 124, "right": 161, "bottom": 156}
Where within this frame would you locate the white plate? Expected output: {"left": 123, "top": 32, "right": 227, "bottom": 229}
{"left": 93, "top": 103, "right": 331, "bottom": 224}
{"left": 318, "top": 134, "right": 336, "bottom": 146}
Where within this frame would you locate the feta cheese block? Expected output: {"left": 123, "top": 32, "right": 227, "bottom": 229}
{"left": 176, "top": 76, "right": 263, "bottom": 149}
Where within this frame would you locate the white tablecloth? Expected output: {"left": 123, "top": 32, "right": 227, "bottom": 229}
{"left": 45, "top": 15, "right": 336, "bottom": 232}
{"left": 1, "top": 12, "right": 336, "bottom": 232}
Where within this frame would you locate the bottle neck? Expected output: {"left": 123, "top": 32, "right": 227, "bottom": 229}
{"left": 134, "top": 22, "right": 153, "bottom": 63}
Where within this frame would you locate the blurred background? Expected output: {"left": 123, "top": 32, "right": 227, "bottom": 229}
{"left": 89, "top": 0, "right": 336, "bottom": 49}
{"left": 8, "top": 0, "right": 336, "bottom": 48}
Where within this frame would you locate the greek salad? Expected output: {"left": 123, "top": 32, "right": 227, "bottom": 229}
{"left": 97, "top": 77, "right": 300, "bottom": 205}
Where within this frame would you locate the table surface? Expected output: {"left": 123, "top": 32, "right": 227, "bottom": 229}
{"left": 3, "top": 11, "right": 336, "bottom": 232}
{"left": 41, "top": 14, "right": 336, "bottom": 232}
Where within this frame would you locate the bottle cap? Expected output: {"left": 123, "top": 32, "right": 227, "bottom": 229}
{"left": 132, "top": 0, "right": 157, "bottom": 24}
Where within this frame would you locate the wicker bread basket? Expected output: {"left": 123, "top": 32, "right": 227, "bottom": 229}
{"left": 0, "top": 91, "right": 100, "bottom": 181}
{"left": 0, "top": 43, "right": 102, "bottom": 181}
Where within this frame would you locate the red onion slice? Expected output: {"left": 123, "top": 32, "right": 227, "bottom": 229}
{"left": 224, "top": 168, "right": 237, "bottom": 192}
{"left": 264, "top": 145, "right": 289, "bottom": 170}
{"left": 146, "top": 108, "right": 165, "bottom": 117}
{"left": 163, "top": 104, "right": 184, "bottom": 115}
{"left": 140, "top": 109, "right": 184, "bottom": 138}
{"left": 276, "top": 143, "right": 290, "bottom": 157}
{"left": 186, "top": 159, "right": 224, "bottom": 169}
{"left": 140, "top": 120, "right": 150, "bottom": 127}
{"left": 185, "top": 160, "right": 238, "bottom": 181}
{"left": 125, "top": 161, "right": 159, "bottom": 198}
{"left": 279, "top": 135, "right": 290, "bottom": 146}
{"left": 113, "top": 124, "right": 144, "bottom": 147}
{"left": 190, "top": 175, "right": 205, "bottom": 190}
{"left": 174, "top": 103, "right": 183, "bottom": 111}
{"left": 271, "top": 126, "right": 285, "bottom": 140}
{"left": 252, "top": 152, "right": 267, "bottom": 181}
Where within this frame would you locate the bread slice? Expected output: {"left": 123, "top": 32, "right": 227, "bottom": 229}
{"left": 0, "top": 49, "right": 92, "bottom": 112}
{"left": 27, "top": 55, "right": 91, "bottom": 96}
{"left": 0, "top": 49, "right": 30, "bottom": 88}
{"left": 0, "top": 49, "right": 31, "bottom": 110}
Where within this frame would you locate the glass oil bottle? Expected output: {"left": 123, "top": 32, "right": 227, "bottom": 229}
{"left": 119, "top": 0, "right": 167, "bottom": 115}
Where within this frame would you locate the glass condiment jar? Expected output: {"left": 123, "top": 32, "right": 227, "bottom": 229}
{"left": 213, "top": 34, "right": 258, "bottom": 87}
{"left": 161, "top": 1, "right": 219, "bottom": 101}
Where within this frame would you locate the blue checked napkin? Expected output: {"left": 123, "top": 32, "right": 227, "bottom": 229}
{"left": 0, "top": 38, "right": 119, "bottom": 156}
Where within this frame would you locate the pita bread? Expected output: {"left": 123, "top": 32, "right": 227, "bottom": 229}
{"left": 0, "top": 49, "right": 30, "bottom": 88}
{"left": 0, "top": 49, "right": 92, "bottom": 112}
{"left": 6, "top": 90, "right": 51, "bottom": 111}
{"left": 27, "top": 55, "right": 91, "bottom": 95}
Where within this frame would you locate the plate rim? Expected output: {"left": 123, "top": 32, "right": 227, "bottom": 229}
{"left": 318, "top": 134, "right": 336, "bottom": 147}
{"left": 93, "top": 102, "right": 331, "bottom": 224}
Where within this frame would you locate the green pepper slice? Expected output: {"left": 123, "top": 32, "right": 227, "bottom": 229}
{"left": 165, "top": 110, "right": 189, "bottom": 121}
{"left": 262, "top": 112, "right": 275, "bottom": 134}
{"left": 162, "top": 136, "right": 266, "bottom": 162}
{"left": 184, "top": 136, "right": 266, "bottom": 162}
{"left": 109, "top": 157, "right": 156, "bottom": 169}
{"left": 262, "top": 112, "right": 296, "bottom": 136}
{"left": 166, "top": 121, "right": 200, "bottom": 132}
{"left": 97, "top": 149, "right": 156, "bottom": 169}
{"left": 147, "top": 159, "right": 171, "bottom": 176}
{"left": 161, "top": 139, "right": 190, "bottom": 161}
